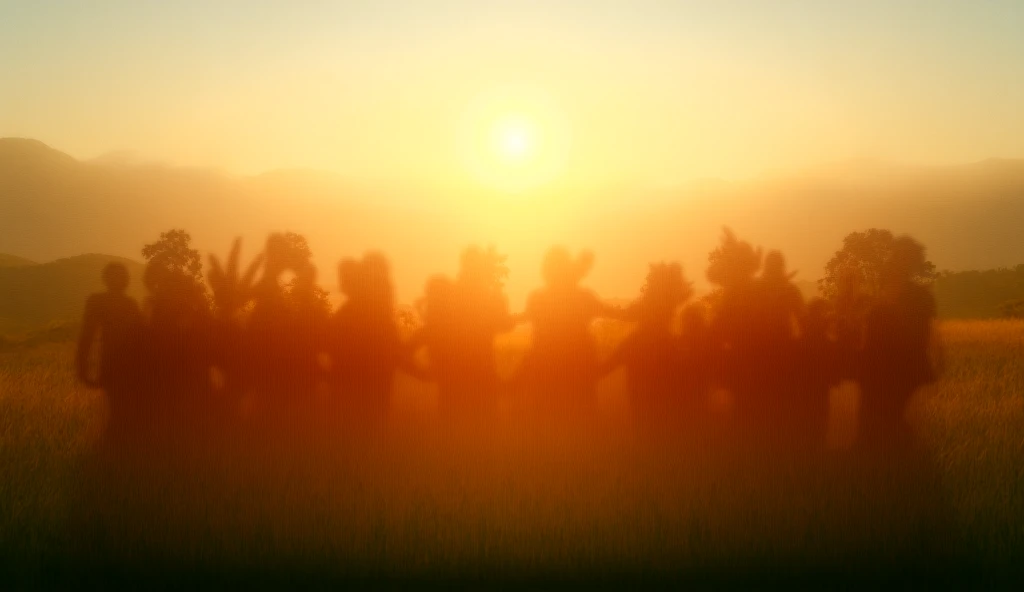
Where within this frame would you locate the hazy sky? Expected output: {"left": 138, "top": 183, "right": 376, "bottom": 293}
{"left": 3, "top": 0, "right": 1024, "bottom": 189}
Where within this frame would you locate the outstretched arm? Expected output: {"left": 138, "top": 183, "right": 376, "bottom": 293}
{"left": 599, "top": 300, "right": 635, "bottom": 322}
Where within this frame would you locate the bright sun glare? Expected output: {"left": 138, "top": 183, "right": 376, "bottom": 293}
{"left": 459, "top": 86, "right": 571, "bottom": 195}
{"left": 493, "top": 115, "right": 535, "bottom": 163}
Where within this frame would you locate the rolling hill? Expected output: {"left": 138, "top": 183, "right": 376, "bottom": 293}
{"left": 0, "top": 253, "right": 35, "bottom": 267}
{"left": 0, "top": 253, "right": 146, "bottom": 334}
{"left": 3, "top": 137, "right": 1024, "bottom": 308}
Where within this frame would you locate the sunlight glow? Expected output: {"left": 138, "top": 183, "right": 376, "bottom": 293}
{"left": 493, "top": 115, "right": 535, "bottom": 163}
{"left": 458, "top": 85, "right": 572, "bottom": 195}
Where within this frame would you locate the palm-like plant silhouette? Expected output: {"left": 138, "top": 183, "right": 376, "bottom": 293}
{"left": 207, "top": 238, "right": 264, "bottom": 320}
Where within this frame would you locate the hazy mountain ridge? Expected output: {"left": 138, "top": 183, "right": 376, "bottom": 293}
{"left": 3, "top": 138, "right": 1024, "bottom": 307}
{"left": 0, "top": 252, "right": 146, "bottom": 334}
{"left": 0, "top": 253, "right": 36, "bottom": 267}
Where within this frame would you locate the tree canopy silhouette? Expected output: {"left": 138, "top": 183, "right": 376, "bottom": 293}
{"left": 819, "top": 229, "right": 936, "bottom": 303}
{"left": 141, "top": 229, "right": 208, "bottom": 310}
{"left": 142, "top": 229, "right": 203, "bottom": 286}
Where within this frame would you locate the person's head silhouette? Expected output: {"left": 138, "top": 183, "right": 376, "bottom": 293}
{"left": 459, "top": 247, "right": 485, "bottom": 285}
{"left": 362, "top": 252, "right": 393, "bottom": 306}
{"left": 882, "top": 236, "right": 927, "bottom": 291}
{"left": 420, "top": 275, "right": 455, "bottom": 324}
{"left": 636, "top": 262, "right": 690, "bottom": 324}
{"left": 762, "top": 250, "right": 790, "bottom": 282}
{"left": 542, "top": 247, "right": 592, "bottom": 289}
{"left": 102, "top": 262, "right": 130, "bottom": 294}
{"left": 338, "top": 258, "right": 361, "bottom": 298}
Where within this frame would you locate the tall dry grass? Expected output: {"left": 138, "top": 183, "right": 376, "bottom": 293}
{"left": 0, "top": 321, "right": 1022, "bottom": 582}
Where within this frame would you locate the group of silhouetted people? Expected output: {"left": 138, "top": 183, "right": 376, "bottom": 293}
{"left": 76, "top": 230, "right": 939, "bottom": 457}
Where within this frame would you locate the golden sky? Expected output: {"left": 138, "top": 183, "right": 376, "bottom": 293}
{"left": 3, "top": 0, "right": 1024, "bottom": 194}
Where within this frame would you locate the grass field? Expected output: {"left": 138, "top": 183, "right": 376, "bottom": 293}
{"left": 2, "top": 320, "right": 1023, "bottom": 585}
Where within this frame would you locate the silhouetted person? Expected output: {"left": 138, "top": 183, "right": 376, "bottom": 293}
{"left": 409, "top": 247, "right": 514, "bottom": 421}
{"left": 752, "top": 251, "right": 803, "bottom": 346}
{"left": 792, "top": 297, "right": 838, "bottom": 451}
{"left": 76, "top": 263, "right": 145, "bottom": 445}
{"left": 603, "top": 263, "right": 691, "bottom": 432}
{"left": 331, "top": 252, "right": 403, "bottom": 426}
{"left": 858, "top": 237, "right": 938, "bottom": 454}
{"left": 244, "top": 233, "right": 325, "bottom": 423}
{"left": 408, "top": 274, "right": 457, "bottom": 395}
{"left": 677, "top": 302, "right": 715, "bottom": 430}
{"left": 748, "top": 250, "right": 805, "bottom": 444}
{"left": 515, "top": 247, "right": 623, "bottom": 418}
{"left": 705, "top": 229, "right": 763, "bottom": 441}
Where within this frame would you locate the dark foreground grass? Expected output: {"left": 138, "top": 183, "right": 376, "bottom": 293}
{"left": 2, "top": 321, "right": 1024, "bottom": 587}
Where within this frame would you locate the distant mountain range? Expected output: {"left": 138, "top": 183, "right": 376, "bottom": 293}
{"left": 0, "top": 253, "right": 145, "bottom": 334}
{"left": 3, "top": 137, "right": 1024, "bottom": 308}
{"left": 0, "top": 253, "right": 36, "bottom": 267}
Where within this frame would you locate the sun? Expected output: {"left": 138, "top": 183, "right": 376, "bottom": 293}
{"left": 458, "top": 85, "right": 571, "bottom": 195}
{"left": 493, "top": 115, "right": 535, "bottom": 163}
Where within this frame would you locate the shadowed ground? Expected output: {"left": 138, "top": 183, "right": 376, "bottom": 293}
{"left": 2, "top": 321, "right": 1023, "bottom": 587}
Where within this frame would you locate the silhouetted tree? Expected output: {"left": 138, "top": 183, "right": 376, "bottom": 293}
{"left": 998, "top": 298, "right": 1024, "bottom": 318}
{"left": 820, "top": 229, "right": 938, "bottom": 380}
{"left": 207, "top": 238, "right": 264, "bottom": 321}
{"left": 140, "top": 230, "right": 213, "bottom": 433}
{"left": 206, "top": 238, "right": 264, "bottom": 408}
{"left": 820, "top": 229, "right": 937, "bottom": 302}
{"left": 141, "top": 229, "right": 207, "bottom": 308}
{"left": 932, "top": 264, "right": 1024, "bottom": 318}
{"left": 820, "top": 229, "right": 935, "bottom": 331}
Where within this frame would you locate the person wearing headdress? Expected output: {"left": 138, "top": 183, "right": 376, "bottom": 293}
{"left": 515, "top": 247, "right": 625, "bottom": 418}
